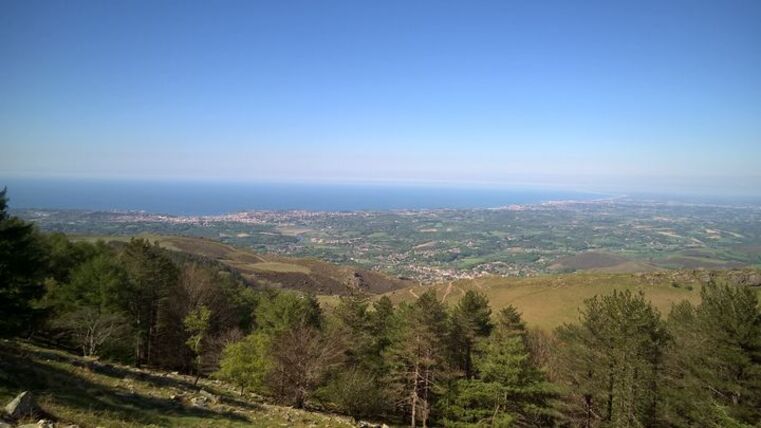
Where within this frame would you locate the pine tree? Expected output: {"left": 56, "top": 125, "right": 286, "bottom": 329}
{"left": 332, "top": 293, "right": 373, "bottom": 366}
{"left": 254, "top": 290, "right": 322, "bottom": 333}
{"left": 0, "top": 188, "right": 47, "bottom": 336}
{"left": 118, "top": 238, "right": 179, "bottom": 366}
{"left": 663, "top": 282, "right": 761, "bottom": 426}
{"left": 449, "top": 290, "right": 493, "bottom": 379}
{"left": 386, "top": 290, "right": 451, "bottom": 427}
{"left": 442, "top": 306, "right": 557, "bottom": 427}
{"left": 555, "top": 290, "right": 668, "bottom": 427}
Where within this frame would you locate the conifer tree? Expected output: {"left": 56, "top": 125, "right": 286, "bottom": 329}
{"left": 663, "top": 282, "right": 761, "bottom": 426}
{"left": 385, "top": 290, "right": 451, "bottom": 427}
{"left": 119, "top": 238, "right": 180, "bottom": 366}
{"left": 442, "top": 306, "right": 557, "bottom": 427}
{"left": 0, "top": 188, "right": 47, "bottom": 336}
{"left": 449, "top": 290, "right": 493, "bottom": 379}
{"left": 555, "top": 290, "right": 668, "bottom": 427}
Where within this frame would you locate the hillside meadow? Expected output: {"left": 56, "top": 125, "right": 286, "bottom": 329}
{"left": 383, "top": 271, "right": 757, "bottom": 330}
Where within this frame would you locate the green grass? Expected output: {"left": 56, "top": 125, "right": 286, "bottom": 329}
{"left": 0, "top": 340, "right": 355, "bottom": 428}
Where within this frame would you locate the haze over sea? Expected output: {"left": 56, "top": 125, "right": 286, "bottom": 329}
{"left": 2, "top": 178, "right": 608, "bottom": 216}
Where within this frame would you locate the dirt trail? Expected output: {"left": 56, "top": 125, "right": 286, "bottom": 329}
{"left": 441, "top": 282, "right": 454, "bottom": 303}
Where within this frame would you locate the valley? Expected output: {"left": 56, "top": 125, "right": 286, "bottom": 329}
{"left": 18, "top": 198, "right": 761, "bottom": 283}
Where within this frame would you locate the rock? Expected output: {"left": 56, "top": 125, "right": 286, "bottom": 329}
{"left": 0, "top": 421, "right": 11, "bottom": 428}
{"left": 198, "top": 389, "right": 218, "bottom": 403}
{"left": 190, "top": 396, "right": 208, "bottom": 408}
{"left": 4, "top": 391, "right": 40, "bottom": 419}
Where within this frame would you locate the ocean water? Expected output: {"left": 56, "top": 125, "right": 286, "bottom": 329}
{"left": 1, "top": 178, "right": 603, "bottom": 216}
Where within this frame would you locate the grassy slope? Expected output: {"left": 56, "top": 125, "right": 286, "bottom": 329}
{"left": 74, "top": 235, "right": 760, "bottom": 331}
{"left": 0, "top": 340, "right": 354, "bottom": 428}
{"left": 383, "top": 270, "right": 761, "bottom": 330}
{"left": 74, "top": 234, "right": 414, "bottom": 295}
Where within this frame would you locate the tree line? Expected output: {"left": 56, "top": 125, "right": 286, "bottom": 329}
{"left": 1, "top": 188, "right": 760, "bottom": 427}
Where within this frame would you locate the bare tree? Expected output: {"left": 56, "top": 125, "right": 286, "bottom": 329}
{"left": 267, "top": 325, "right": 346, "bottom": 408}
{"left": 55, "top": 307, "right": 128, "bottom": 357}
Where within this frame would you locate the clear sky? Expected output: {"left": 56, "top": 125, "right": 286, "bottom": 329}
{"left": 2, "top": 0, "right": 760, "bottom": 195}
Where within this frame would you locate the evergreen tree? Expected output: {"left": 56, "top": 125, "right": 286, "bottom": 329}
{"left": 663, "top": 283, "right": 761, "bottom": 426}
{"left": 555, "top": 290, "right": 668, "bottom": 427}
{"left": 449, "top": 290, "right": 493, "bottom": 379}
{"left": 47, "top": 252, "right": 127, "bottom": 312}
{"left": 368, "top": 295, "right": 396, "bottom": 372}
{"left": 385, "top": 290, "right": 451, "bottom": 428}
{"left": 46, "top": 251, "right": 131, "bottom": 357}
{"left": 442, "top": 306, "right": 557, "bottom": 427}
{"left": 118, "top": 238, "right": 180, "bottom": 366}
{"left": 0, "top": 188, "right": 48, "bottom": 336}
{"left": 254, "top": 290, "right": 322, "bottom": 333}
{"left": 332, "top": 292, "right": 373, "bottom": 366}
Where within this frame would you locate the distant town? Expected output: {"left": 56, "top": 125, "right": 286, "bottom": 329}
{"left": 18, "top": 198, "right": 761, "bottom": 283}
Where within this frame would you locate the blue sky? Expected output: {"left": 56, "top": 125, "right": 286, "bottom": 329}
{"left": 2, "top": 0, "right": 760, "bottom": 194}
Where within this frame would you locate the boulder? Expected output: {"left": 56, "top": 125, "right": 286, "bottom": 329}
{"left": 4, "top": 391, "right": 40, "bottom": 419}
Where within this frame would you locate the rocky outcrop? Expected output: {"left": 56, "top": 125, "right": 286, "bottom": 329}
{"left": 4, "top": 391, "right": 40, "bottom": 419}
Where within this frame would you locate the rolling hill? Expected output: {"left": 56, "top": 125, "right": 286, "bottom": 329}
{"left": 383, "top": 269, "right": 761, "bottom": 330}
{"left": 75, "top": 234, "right": 415, "bottom": 295}
{"left": 77, "top": 234, "right": 761, "bottom": 331}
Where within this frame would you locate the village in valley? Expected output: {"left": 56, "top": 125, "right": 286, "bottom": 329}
{"left": 19, "top": 198, "right": 761, "bottom": 283}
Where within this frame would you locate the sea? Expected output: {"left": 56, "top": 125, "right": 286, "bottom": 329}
{"left": 1, "top": 178, "right": 605, "bottom": 216}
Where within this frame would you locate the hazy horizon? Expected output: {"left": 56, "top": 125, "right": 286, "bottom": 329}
{"left": 3, "top": 1, "right": 761, "bottom": 195}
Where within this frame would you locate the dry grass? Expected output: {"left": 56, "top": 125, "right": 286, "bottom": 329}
{"left": 74, "top": 234, "right": 413, "bottom": 295}
{"left": 384, "top": 272, "right": 704, "bottom": 330}
{"left": 249, "top": 262, "right": 311, "bottom": 274}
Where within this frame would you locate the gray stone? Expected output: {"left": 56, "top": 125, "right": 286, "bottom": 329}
{"left": 190, "top": 396, "right": 208, "bottom": 408}
{"left": 4, "top": 391, "right": 40, "bottom": 419}
{"left": 198, "top": 389, "right": 218, "bottom": 403}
